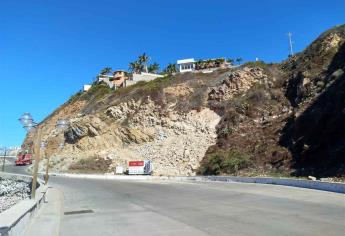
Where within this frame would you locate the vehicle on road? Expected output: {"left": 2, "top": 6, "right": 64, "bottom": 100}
{"left": 15, "top": 148, "right": 33, "bottom": 166}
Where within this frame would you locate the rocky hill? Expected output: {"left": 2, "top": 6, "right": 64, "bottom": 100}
{"left": 25, "top": 25, "right": 345, "bottom": 178}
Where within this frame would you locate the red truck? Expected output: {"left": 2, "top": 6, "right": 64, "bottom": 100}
{"left": 15, "top": 151, "right": 33, "bottom": 166}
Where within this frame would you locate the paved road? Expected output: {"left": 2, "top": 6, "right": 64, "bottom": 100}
{"left": 4, "top": 158, "right": 345, "bottom": 235}
{"left": 50, "top": 176, "right": 345, "bottom": 236}
{"left": 1, "top": 156, "right": 28, "bottom": 175}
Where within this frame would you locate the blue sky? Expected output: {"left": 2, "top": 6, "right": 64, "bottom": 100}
{"left": 0, "top": 0, "right": 344, "bottom": 147}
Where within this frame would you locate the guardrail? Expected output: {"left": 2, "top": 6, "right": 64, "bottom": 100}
{"left": 0, "top": 172, "right": 47, "bottom": 236}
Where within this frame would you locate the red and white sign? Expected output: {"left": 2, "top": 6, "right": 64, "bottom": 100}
{"left": 128, "top": 161, "right": 144, "bottom": 167}
{"left": 128, "top": 160, "right": 153, "bottom": 175}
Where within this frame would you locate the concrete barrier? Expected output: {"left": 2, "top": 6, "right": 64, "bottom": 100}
{"left": 185, "top": 176, "right": 345, "bottom": 194}
{"left": 0, "top": 173, "right": 47, "bottom": 236}
{"left": 45, "top": 172, "right": 345, "bottom": 194}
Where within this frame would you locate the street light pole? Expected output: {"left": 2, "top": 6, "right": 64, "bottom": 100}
{"left": 18, "top": 114, "right": 69, "bottom": 196}
{"left": 43, "top": 143, "right": 50, "bottom": 185}
{"left": 31, "top": 126, "right": 42, "bottom": 199}
{"left": 1, "top": 147, "right": 6, "bottom": 172}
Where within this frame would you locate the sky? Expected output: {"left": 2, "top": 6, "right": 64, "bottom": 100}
{"left": 0, "top": 0, "right": 344, "bottom": 147}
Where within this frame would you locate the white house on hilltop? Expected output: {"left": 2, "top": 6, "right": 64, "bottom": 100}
{"left": 83, "top": 84, "right": 92, "bottom": 91}
{"left": 177, "top": 58, "right": 195, "bottom": 73}
{"left": 177, "top": 57, "right": 232, "bottom": 73}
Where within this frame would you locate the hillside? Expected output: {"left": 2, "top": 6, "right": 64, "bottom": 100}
{"left": 25, "top": 25, "right": 345, "bottom": 178}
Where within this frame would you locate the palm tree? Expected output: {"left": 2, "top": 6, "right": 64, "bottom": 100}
{"left": 148, "top": 62, "right": 160, "bottom": 73}
{"left": 128, "top": 62, "right": 137, "bottom": 73}
{"left": 163, "top": 63, "right": 177, "bottom": 74}
{"left": 128, "top": 61, "right": 143, "bottom": 74}
{"left": 236, "top": 58, "right": 243, "bottom": 65}
{"left": 138, "top": 53, "right": 150, "bottom": 73}
{"left": 100, "top": 67, "right": 112, "bottom": 75}
{"left": 227, "top": 58, "right": 234, "bottom": 65}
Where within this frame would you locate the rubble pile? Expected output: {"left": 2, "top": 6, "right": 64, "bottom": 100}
{"left": 0, "top": 177, "right": 31, "bottom": 213}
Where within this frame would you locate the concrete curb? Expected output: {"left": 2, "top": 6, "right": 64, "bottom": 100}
{"left": 0, "top": 173, "right": 47, "bottom": 236}
{"left": 45, "top": 172, "right": 345, "bottom": 194}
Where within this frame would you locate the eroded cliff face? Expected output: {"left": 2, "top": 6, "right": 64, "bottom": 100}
{"left": 25, "top": 25, "right": 345, "bottom": 178}
{"left": 35, "top": 96, "right": 220, "bottom": 176}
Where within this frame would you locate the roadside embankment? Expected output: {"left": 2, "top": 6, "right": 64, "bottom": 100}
{"left": 0, "top": 173, "right": 47, "bottom": 236}
{"left": 0, "top": 175, "right": 30, "bottom": 213}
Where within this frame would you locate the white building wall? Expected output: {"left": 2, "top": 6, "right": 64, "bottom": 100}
{"left": 83, "top": 85, "right": 92, "bottom": 91}
{"left": 177, "top": 58, "right": 196, "bottom": 73}
{"left": 126, "top": 73, "right": 164, "bottom": 86}
{"left": 98, "top": 76, "right": 115, "bottom": 89}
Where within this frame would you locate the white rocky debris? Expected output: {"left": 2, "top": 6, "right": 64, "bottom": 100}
{"left": 0, "top": 177, "right": 31, "bottom": 213}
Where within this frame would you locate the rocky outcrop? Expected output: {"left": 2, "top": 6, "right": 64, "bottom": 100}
{"left": 40, "top": 97, "right": 220, "bottom": 176}
{"left": 208, "top": 67, "right": 271, "bottom": 101}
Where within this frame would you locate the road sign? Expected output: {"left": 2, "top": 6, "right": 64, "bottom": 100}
{"left": 128, "top": 160, "right": 153, "bottom": 175}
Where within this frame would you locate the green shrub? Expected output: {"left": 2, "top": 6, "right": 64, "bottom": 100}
{"left": 69, "top": 157, "right": 112, "bottom": 173}
{"left": 115, "top": 76, "right": 171, "bottom": 96}
{"left": 198, "top": 150, "right": 252, "bottom": 175}
{"left": 68, "top": 90, "right": 83, "bottom": 103}
{"left": 242, "top": 60, "right": 270, "bottom": 69}
{"left": 83, "top": 82, "right": 113, "bottom": 101}
{"left": 142, "top": 76, "right": 171, "bottom": 91}
{"left": 220, "top": 127, "right": 233, "bottom": 136}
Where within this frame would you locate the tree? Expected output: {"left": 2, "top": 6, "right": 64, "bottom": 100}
{"left": 163, "top": 63, "right": 177, "bottom": 74}
{"left": 100, "top": 67, "right": 112, "bottom": 75}
{"left": 128, "top": 61, "right": 143, "bottom": 74}
{"left": 138, "top": 53, "right": 150, "bottom": 73}
{"left": 226, "top": 58, "right": 234, "bottom": 65}
{"left": 128, "top": 62, "right": 137, "bottom": 73}
{"left": 147, "top": 62, "right": 160, "bottom": 73}
{"left": 236, "top": 58, "right": 243, "bottom": 65}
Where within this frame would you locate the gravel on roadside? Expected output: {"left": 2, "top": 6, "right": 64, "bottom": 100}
{"left": 0, "top": 177, "right": 31, "bottom": 213}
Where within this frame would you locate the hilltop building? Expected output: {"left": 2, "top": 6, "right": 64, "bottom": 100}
{"left": 98, "top": 70, "right": 163, "bottom": 89}
{"left": 83, "top": 84, "right": 92, "bottom": 91}
{"left": 177, "top": 58, "right": 196, "bottom": 73}
{"left": 98, "top": 74, "right": 116, "bottom": 89}
{"left": 112, "top": 70, "right": 128, "bottom": 87}
{"left": 177, "top": 57, "right": 231, "bottom": 73}
{"left": 97, "top": 70, "right": 128, "bottom": 89}
{"left": 126, "top": 72, "right": 164, "bottom": 86}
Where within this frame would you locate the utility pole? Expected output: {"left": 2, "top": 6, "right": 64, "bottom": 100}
{"left": 288, "top": 32, "right": 294, "bottom": 56}
{"left": 44, "top": 149, "right": 50, "bottom": 185}
{"left": 2, "top": 147, "right": 6, "bottom": 172}
{"left": 31, "top": 127, "right": 42, "bottom": 199}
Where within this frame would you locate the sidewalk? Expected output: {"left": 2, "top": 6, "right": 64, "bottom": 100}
{"left": 24, "top": 188, "right": 63, "bottom": 236}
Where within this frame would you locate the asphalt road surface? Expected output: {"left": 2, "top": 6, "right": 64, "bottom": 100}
{"left": 2, "top": 156, "right": 28, "bottom": 175}
{"left": 50, "top": 177, "right": 345, "bottom": 236}
{"left": 4, "top": 158, "right": 345, "bottom": 236}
